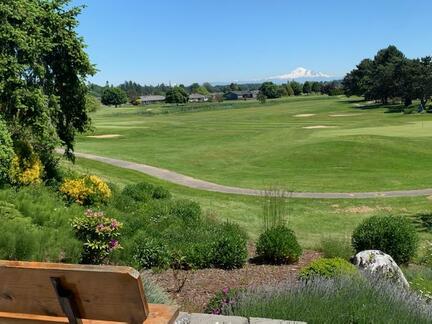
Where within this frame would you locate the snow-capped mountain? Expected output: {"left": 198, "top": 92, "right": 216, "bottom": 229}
{"left": 267, "top": 67, "right": 331, "bottom": 81}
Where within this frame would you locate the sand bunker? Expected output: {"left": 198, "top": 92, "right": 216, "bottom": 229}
{"left": 294, "top": 114, "right": 316, "bottom": 117}
{"left": 329, "top": 113, "right": 361, "bottom": 117}
{"left": 303, "top": 125, "right": 336, "bottom": 129}
{"left": 87, "top": 134, "right": 121, "bottom": 139}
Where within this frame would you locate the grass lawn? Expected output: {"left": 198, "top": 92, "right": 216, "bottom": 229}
{"left": 76, "top": 95, "right": 432, "bottom": 192}
{"left": 70, "top": 157, "right": 432, "bottom": 251}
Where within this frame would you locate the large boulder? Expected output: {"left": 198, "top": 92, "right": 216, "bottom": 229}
{"left": 351, "top": 250, "right": 409, "bottom": 288}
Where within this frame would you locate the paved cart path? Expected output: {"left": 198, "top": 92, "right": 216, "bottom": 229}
{"left": 70, "top": 151, "right": 432, "bottom": 199}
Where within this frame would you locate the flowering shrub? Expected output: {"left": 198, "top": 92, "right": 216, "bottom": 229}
{"left": 205, "top": 288, "right": 241, "bottom": 315}
{"left": 72, "top": 209, "right": 122, "bottom": 264}
{"left": 9, "top": 154, "right": 43, "bottom": 186}
{"left": 60, "top": 175, "right": 112, "bottom": 206}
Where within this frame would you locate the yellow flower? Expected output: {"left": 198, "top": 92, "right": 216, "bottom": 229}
{"left": 60, "top": 175, "right": 111, "bottom": 206}
{"left": 9, "top": 155, "right": 43, "bottom": 186}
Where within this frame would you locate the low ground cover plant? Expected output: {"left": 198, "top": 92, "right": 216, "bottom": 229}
{"left": 256, "top": 226, "right": 301, "bottom": 264}
{"left": 0, "top": 185, "right": 82, "bottom": 263}
{"left": 352, "top": 215, "right": 418, "bottom": 264}
{"left": 299, "top": 257, "right": 357, "bottom": 281}
{"left": 222, "top": 276, "right": 432, "bottom": 323}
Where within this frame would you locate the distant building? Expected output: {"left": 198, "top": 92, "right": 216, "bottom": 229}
{"left": 188, "top": 93, "right": 208, "bottom": 102}
{"left": 140, "top": 95, "right": 166, "bottom": 104}
{"left": 224, "top": 91, "right": 258, "bottom": 100}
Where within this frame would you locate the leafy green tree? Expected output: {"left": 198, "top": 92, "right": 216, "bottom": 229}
{"left": 101, "top": 88, "right": 128, "bottom": 107}
{"left": 285, "top": 83, "right": 294, "bottom": 96}
{"left": 229, "top": 83, "right": 241, "bottom": 91}
{"left": 190, "top": 84, "right": 209, "bottom": 95}
{"left": 165, "top": 86, "right": 189, "bottom": 104}
{"left": 86, "top": 95, "right": 101, "bottom": 112}
{"left": 303, "top": 81, "right": 312, "bottom": 94}
{"left": 311, "top": 82, "right": 321, "bottom": 93}
{"left": 290, "top": 81, "right": 303, "bottom": 96}
{"left": 259, "top": 82, "right": 280, "bottom": 99}
{"left": 278, "top": 85, "right": 288, "bottom": 97}
{"left": 257, "top": 92, "right": 267, "bottom": 104}
{"left": 343, "top": 59, "right": 374, "bottom": 98}
{"left": 202, "top": 82, "right": 215, "bottom": 93}
{"left": 0, "top": 0, "right": 95, "bottom": 166}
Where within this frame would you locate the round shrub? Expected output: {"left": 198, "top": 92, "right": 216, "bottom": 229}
{"left": 130, "top": 232, "right": 170, "bottom": 269}
{"left": 0, "top": 119, "right": 13, "bottom": 184}
{"left": 211, "top": 223, "right": 248, "bottom": 269}
{"left": 122, "top": 182, "right": 154, "bottom": 202}
{"left": 122, "top": 182, "right": 171, "bottom": 202}
{"left": 170, "top": 199, "right": 201, "bottom": 222}
{"left": 256, "top": 226, "right": 302, "bottom": 264}
{"left": 299, "top": 257, "right": 358, "bottom": 281}
{"left": 152, "top": 185, "right": 171, "bottom": 200}
{"left": 352, "top": 215, "right": 418, "bottom": 264}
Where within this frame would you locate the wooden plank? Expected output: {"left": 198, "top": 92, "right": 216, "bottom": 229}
{"left": 0, "top": 261, "right": 148, "bottom": 323}
{"left": 144, "top": 304, "right": 179, "bottom": 324}
{"left": 0, "top": 304, "right": 179, "bottom": 324}
{"left": 0, "top": 311, "right": 125, "bottom": 323}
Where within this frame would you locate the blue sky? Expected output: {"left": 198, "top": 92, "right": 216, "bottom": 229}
{"left": 71, "top": 0, "right": 432, "bottom": 85}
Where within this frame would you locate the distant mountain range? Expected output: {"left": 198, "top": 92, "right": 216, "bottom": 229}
{"left": 213, "top": 67, "right": 338, "bottom": 85}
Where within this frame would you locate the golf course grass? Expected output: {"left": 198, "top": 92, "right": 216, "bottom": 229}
{"left": 76, "top": 95, "right": 432, "bottom": 192}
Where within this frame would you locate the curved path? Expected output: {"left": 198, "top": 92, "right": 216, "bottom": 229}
{"left": 72, "top": 151, "right": 432, "bottom": 199}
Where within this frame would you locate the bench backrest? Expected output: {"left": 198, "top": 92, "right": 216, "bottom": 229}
{"left": 0, "top": 261, "right": 149, "bottom": 323}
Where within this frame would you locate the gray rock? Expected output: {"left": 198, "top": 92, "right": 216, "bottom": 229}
{"left": 351, "top": 250, "right": 409, "bottom": 288}
{"left": 175, "top": 312, "right": 191, "bottom": 324}
{"left": 190, "top": 313, "right": 248, "bottom": 324}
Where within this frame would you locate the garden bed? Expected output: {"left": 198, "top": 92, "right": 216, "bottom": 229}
{"left": 145, "top": 250, "right": 321, "bottom": 312}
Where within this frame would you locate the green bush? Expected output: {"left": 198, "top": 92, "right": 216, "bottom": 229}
{"left": 170, "top": 199, "right": 201, "bottom": 222}
{"left": 256, "top": 226, "right": 302, "bottom": 264}
{"left": 0, "top": 118, "right": 13, "bottom": 184}
{"left": 152, "top": 185, "right": 171, "bottom": 200}
{"left": 320, "top": 236, "right": 354, "bottom": 260}
{"left": 211, "top": 223, "right": 248, "bottom": 269}
{"left": 122, "top": 182, "right": 171, "bottom": 203}
{"left": 299, "top": 257, "right": 357, "bottom": 280}
{"left": 130, "top": 232, "right": 170, "bottom": 269}
{"left": 352, "top": 215, "right": 419, "bottom": 264}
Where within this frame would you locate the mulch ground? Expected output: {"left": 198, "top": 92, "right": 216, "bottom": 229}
{"left": 144, "top": 250, "right": 321, "bottom": 312}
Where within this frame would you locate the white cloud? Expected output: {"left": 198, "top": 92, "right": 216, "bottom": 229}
{"left": 268, "top": 67, "right": 331, "bottom": 80}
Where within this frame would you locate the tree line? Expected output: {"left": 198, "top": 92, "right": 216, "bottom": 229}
{"left": 343, "top": 45, "right": 432, "bottom": 108}
{"left": 96, "top": 79, "right": 344, "bottom": 106}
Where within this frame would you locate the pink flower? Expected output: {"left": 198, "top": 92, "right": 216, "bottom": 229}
{"left": 222, "top": 288, "right": 229, "bottom": 294}
{"left": 109, "top": 239, "right": 119, "bottom": 250}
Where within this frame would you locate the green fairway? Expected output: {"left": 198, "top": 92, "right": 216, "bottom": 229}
{"left": 76, "top": 96, "right": 432, "bottom": 192}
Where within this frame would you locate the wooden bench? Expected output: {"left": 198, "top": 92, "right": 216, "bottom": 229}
{"left": 0, "top": 260, "right": 178, "bottom": 324}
